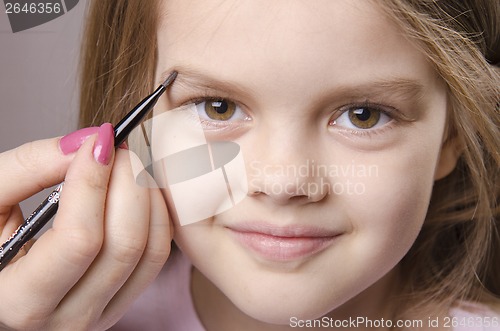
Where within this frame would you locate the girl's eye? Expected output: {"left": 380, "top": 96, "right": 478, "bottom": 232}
{"left": 196, "top": 99, "right": 243, "bottom": 121}
{"left": 331, "top": 106, "right": 392, "bottom": 130}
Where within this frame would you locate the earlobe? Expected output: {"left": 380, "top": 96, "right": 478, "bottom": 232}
{"left": 434, "top": 138, "right": 462, "bottom": 180}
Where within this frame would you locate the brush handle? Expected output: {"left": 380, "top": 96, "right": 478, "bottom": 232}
{"left": 0, "top": 184, "right": 63, "bottom": 271}
{"left": 0, "top": 71, "right": 176, "bottom": 272}
{"left": 114, "top": 84, "right": 166, "bottom": 145}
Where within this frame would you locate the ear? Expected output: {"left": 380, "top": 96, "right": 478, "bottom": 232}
{"left": 434, "top": 138, "right": 462, "bottom": 180}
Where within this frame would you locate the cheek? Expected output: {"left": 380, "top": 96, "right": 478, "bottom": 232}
{"left": 336, "top": 93, "right": 447, "bottom": 266}
{"left": 341, "top": 144, "right": 440, "bottom": 268}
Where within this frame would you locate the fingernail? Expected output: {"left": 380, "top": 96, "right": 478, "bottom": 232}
{"left": 60, "top": 127, "right": 99, "bottom": 155}
{"left": 118, "top": 142, "right": 129, "bottom": 150}
{"left": 93, "top": 123, "right": 115, "bottom": 165}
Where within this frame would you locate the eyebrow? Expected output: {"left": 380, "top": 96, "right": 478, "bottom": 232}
{"left": 337, "top": 78, "right": 426, "bottom": 103}
{"left": 159, "top": 67, "right": 426, "bottom": 105}
{"left": 159, "top": 67, "right": 256, "bottom": 99}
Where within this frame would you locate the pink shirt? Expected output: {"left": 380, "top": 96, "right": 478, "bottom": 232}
{"left": 110, "top": 250, "right": 205, "bottom": 331}
{"left": 111, "top": 251, "right": 499, "bottom": 330}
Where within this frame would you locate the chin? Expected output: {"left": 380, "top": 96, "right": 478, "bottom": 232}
{"left": 239, "top": 302, "right": 333, "bottom": 326}
{"left": 225, "top": 283, "right": 348, "bottom": 326}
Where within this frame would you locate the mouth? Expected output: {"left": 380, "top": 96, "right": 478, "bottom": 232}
{"left": 226, "top": 222, "right": 341, "bottom": 263}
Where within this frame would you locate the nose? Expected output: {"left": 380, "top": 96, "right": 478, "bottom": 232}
{"left": 248, "top": 160, "right": 328, "bottom": 205}
{"left": 246, "top": 122, "right": 328, "bottom": 205}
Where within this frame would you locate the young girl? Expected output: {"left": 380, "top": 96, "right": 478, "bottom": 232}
{"left": 0, "top": 0, "right": 498, "bottom": 330}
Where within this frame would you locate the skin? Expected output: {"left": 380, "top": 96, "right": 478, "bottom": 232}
{"left": 0, "top": 136, "right": 171, "bottom": 329}
{"left": 154, "top": 0, "right": 458, "bottom": 330}
{"left": 0, "top": 1, "right": 461, "bottom": 330}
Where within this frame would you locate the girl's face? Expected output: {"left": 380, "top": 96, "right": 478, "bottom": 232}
{"left": 154, "top": 0, "right": 450, "bottom": 324}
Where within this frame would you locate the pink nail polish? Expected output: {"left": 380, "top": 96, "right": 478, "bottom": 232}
{"left": 60, "top": 127, "right": 99, "bottom": 155}
{"left": 93, "top": 123, "right": 115, "bottom": 165}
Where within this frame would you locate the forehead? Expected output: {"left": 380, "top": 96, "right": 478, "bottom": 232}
{"left": 156, "top": 0, "right": 435, "bottom": 96}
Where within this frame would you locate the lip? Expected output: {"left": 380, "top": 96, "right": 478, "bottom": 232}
{"left": 226, "top": 222, "right": 341, "bottom": 262}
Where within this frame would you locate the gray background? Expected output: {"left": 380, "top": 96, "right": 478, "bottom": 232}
{"left": 0, "top": 2, "right": 87, "bottom": 213}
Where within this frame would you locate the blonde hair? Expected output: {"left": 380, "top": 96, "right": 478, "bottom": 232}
{"left": 79, "top": 0, "right": 499, "bottom": 323}
{"left": 376, "top": 0, "right": 500, "bottom": 319}
{"left": 79, "top": 1, "right": 159, "bottom": 127}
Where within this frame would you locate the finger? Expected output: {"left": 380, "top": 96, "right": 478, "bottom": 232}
{"left": 0, "top": 204, "right": 29, "bottom": 264}
{"left": 100, "top": 177, "right": 171, "bottom": 328}
{"left": 0, "top": 204, "right": 23, "bottom": 241}
{"left": 0, "top": 131, "right": 96, "bottom": 206}
{"left": 52, "top": 149, "right": 151, "bottom": 324}
{"left": 0, "top": 127, "right": 114, "bottom": 328}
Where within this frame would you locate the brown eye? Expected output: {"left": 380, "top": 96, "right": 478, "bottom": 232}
{"left": 348, "top": 107, "right": 381, "bottom": 129}
{"left": 205, "top": 99, "right": 236, "bottom": 121}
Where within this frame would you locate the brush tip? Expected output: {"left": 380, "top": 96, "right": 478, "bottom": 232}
{"left": 161, "top": 71, "right": 178, "bottom": 88}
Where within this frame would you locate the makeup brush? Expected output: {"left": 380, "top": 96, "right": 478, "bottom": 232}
{"left": 0, "top": 71, "right": 178, "bottom": 271}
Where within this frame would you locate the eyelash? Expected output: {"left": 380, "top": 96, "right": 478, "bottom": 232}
{"left": 180, "top": 95, "right": 402, "bottom": 137}
{"left": 183, "top": 92, "right": 239, "bottom": 108}
{"left": 178, "top": 95, "right": 250, "bottom": 135}
{"left": 330, "top": 102, "right": 399, "bottom": 137}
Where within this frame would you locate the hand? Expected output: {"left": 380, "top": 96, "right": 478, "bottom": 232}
{"left": 0, "top": 125, "right": 172, "bottom": 330}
